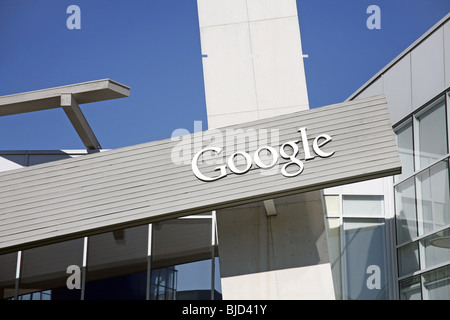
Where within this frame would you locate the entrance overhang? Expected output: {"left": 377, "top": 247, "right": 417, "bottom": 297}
{"left": 0, "top": 95, "right": 401, "bottom": 254}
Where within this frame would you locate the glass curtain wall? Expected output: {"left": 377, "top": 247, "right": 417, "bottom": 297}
{"left": 324, "top": 194, "right": 389, "bottom": 300}
{"left": 394, "top": 90, "right": 450, "bottom": 300}
{"left": 0, "top": 213, "right": 221, "bottom": 300}
{"left": 0, "top": 252, "right": 17, "bottom": 300}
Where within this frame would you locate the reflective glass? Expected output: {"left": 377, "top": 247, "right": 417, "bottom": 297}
{"left": 152, "top": 217, "right": 212, "bottom": 268}
{"left": 151, "top": 216, "right": 218, "bottom": 300}
{"left": 18, "top": 238, "right": 84, "bottom": 300}
{"left": 397, "top": 242, "right": 420, "bottom": 277}
{"left": 395, "top": 120, "right": 414, "bottom": 182}
{"left": 416, "top": 98, "right": 447, "bottom": 169}
{"left": 422, "top": 265, "right": 450, "bottom": 300}
{"left": 84, "top": 225, "right": 148, "bottom": 300}
{"left": 399, "top": 276, "right": 422, "bottom": 300}
{"left": 421, "top": 228, "right": 450, "bottom": 269}
{"left": 395, "top": 177, "right": 418, "bottom": 244}
{"left": 416, "top": 161, "right": 450, "bottom": 235}
{"left": 150, "top": 259, "right": 220, "bottom": 300}
{"left": 343, "top": 218, "right": 388, "bottom": 300}
{"left": 150, "top": 266, "right": 177, "bottom": 300}
{"left": 0, "top": 252, "right": 17, "bottom": 299}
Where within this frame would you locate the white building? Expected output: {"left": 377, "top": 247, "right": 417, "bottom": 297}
{"left": 0, "top": 2, "right": 448, "bottom": 300}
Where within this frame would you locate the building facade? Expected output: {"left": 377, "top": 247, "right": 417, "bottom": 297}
{"left": 0, "top": 2, "right": 448, "bottom": 300}
{"left": 324, "top": 12, "right": 450, "bottom": 300}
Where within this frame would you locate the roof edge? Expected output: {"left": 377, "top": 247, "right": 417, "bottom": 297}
{"left": 346, "top": 12, "right": 450, "bottom": 102}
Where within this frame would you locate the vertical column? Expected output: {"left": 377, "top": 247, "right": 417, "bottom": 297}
{"left": 197, "top": 0, "right": 309, "bottom": 129}
{"left": 196, "top": 0, "right": 334, "bottom": 299}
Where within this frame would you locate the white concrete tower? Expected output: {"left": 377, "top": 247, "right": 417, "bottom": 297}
{"left": 196, "top": 0, "right": 335, "bottom": 300}
{"left": 197, "top": 0, "right": 309, "bottom": 129}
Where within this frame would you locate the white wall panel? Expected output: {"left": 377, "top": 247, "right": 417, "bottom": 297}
{"left": 207, "top": 110, "right": 260, "bottom": 129}
{"left": 383, "top": 53, "right": 413, "bottom": 125}
{"left": 246, "top": 0, "right": 298, "bottom": 21}
{"left": 197, "top": 0, "right": 248, "bottom": 27}
{"left": 355, "top": 77, "right": 383, "bottom": 100}
{"left": 249, "top": 16, "right": 308, "bottom": 111}
{"left": 199, "top": 23, "right": 258, "bottom": 118}
{"left": 411, "top": 28, "right": 445, "bottom": 110}
{"left": 444, "top": 21, "right": 450, "bottom": 89}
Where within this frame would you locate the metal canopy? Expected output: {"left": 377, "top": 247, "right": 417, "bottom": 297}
{"left": 0, "top": 79, "right": 130, "bottom": 150}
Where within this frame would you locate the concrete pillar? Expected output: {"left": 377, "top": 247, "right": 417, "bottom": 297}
{"left": 196, "top": 0, "right": 335, "bottom": 299}
{"left": 215, "top": 192, "right": 335, "bottom": 300}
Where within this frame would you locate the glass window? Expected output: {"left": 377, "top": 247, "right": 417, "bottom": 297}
{"left": 84, "top": 225, "right": 148, "bottom": 300}
{"left": 395, "top": 177, "right": 418, "bottom": 244}
{"left": 0, "top": 252, "right": 17, "bottom": 300}
{"left": 399, "top": 276, "right": 422, "bottom": 300}
{"left": 150, "top": 259, "right": 221, "bottom": 300}
{"left": 416, "top": 161, "right": 450, "bottom": 235}
{"left": 343, "top": 218, "right": 388, "bottom": 300}
{"left": 342, "top": 195, "right": 384, "bottom": 217}
{"left": 152, "top": 217, "right": 212, "bottom": 269}
{"left": 325, "top": 218, "right": 342, "bottom": 300}
{"left": 395, "top": 119, "right": 414, "bottom": 182}
{"left": 150, "top": 266, "right": 177, "bottom": 300}
{"left": 421, "top": 228, "right": 450, "bottom": 269}
{"left": 422, "top": 265, "right": 450, "bottom": 300}
{"left": 151, "top": 217, "right": 219, "bottom": 300}
{"left": 415, "top": 97, "right": 447, "bottom": 170}
{"left": 397, "top": 242, "right": 420, "bottom": 277}
{"left": 175, "top": 260, "right": 217, "bottom": 300}
{"left": 18, "top": 238, "right": 84, "bottom": 300}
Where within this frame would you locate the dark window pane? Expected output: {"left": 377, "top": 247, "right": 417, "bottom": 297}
{"left": 0, "top": 252, "right": 17, "bottom": 299}
{"left": 152, "top": 218, "right": 212, "bottom": 269}
{"left": 150, "top": 260, "right": 221, "bottom": 300}
{"left": 19, "top": 239, "right": 84, "bottom": 300}
{"left": 84, "top": 225, "right": 148, "bottom": 300}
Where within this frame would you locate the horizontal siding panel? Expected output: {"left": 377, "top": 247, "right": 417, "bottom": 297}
{"left": 0, "top": 101, "right": 390, "bottom": 192}
{"left": 0, "top": 145, "right": 399, "bottom": 233}
{"left": 0, "top": 143, "right": 397, "bottom": 229}
{"left": 0, "top": 97, "right": 388, "bottom": 183}
{"left": 0, "top": 96, "right": 401, "bottom": 252}
{"left": 0, "top": 112, "right": 393, "bottom": 200}
{"left": 0, "top": 138, "right": 397, "bottom": 219}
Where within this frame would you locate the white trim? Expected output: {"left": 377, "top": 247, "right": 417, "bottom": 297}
{"left": 15, "top": 251, "right": 22, "bottom": 279}
{"left": 82, "top": 237, "right": 88, "bottom": 267}
{"left": 148, "top": 224, "right": 153, "bottom": 257}
{"left": 347, "top": 13, "right": 450, "bottom": 102}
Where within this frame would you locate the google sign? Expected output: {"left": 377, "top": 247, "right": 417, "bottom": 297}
{"left": 191, "top": 127, "right": 334, "bottom": 182}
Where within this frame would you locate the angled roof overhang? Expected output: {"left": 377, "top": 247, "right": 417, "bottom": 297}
{"left": 0, "top": 79, "right": 130, "bottom": 150}
{"left": 0, "top": 95, "right": 401, "bottom": 253}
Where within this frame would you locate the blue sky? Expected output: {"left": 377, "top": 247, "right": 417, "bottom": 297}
{"left": 0, "top": 0, "right": 449, "bottom": 150}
